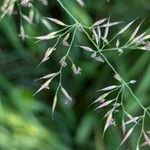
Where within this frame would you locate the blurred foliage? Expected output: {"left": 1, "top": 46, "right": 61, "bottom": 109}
{"left": 0, "top": 0, "right": 150, "bottom": 150}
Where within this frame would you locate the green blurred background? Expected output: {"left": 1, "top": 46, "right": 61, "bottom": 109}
{"left": 0, "top": 0, "right": 150, "bottom": 150}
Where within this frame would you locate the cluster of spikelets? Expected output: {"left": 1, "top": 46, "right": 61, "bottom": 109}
{"left": 0, "top": 0, "right": 47, "bottom": 15}
{"left": 0, "top": 0, "right": 150, "bottom": 148}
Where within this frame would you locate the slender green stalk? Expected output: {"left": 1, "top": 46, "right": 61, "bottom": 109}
{"left": 52, "top": 25, "right": 77, "bottom": 117}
